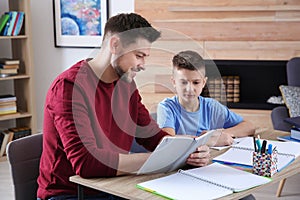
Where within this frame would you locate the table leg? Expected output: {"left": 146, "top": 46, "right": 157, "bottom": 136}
{"left": 78, "top": 184, "right": 84, "bottom": 200}
{"left": 276, "top": 178, "right": 286, "bottom": 197}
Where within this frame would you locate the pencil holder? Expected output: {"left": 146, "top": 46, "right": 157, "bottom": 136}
{"left": 252, "top": 150, "right": 278, "bottom": 177}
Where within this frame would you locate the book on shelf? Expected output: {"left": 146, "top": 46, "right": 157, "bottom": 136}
{"left": 213, "top": 137, "right": 300, "bottom": 172}
{"left": 5, "top": 11, "right": 18, "bottom": 36}
{"left": 137, "top": 162, "right": 271, "bottom": 200}
{"left": 0, "top": 101, "right": 16, "bottom": 108}
{"left": 0, "top": 130, "right": 14, "bottom": 157}
{"left": 0, "top": 58, "right": 20, "bottom": 65}
{"left": 0, "top": 94, "right": 17, "bottom": 103}
{"left": 12, "top": 12, "right": 24, "bottom": 36}
{"left": 0, "top": 106, "right": 17, "bottom": 114}
{"left": 137, "top": 130, "right": 220, "bottom": 174}
{"left": 9, "top": 127, "right": 31, "bottom": 140}
{"left": 11, "top": 12, "right": 20, "bottom": 36}
{"left": 0, "top": 11, "right": 25, "bottom": 36}
{"left": 0, "top": 68, "right": 18, "bottom": 74}
{"left": 1, "top": 12, "right": 11, "bottom": 36}
{"left": 0, "top": 13, "right": 10, "bottom": 34}
{"left": 0, "top": 63, "right": 19, "bottom": 69}
{"left": 0, "top": 110, "right": 17, "bottom": 115}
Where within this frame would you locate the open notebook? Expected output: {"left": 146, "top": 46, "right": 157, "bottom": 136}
{"left": 137, "top": 162, "right": 271, "bottom": 200}
{"left": 213, "top": 137, "right": 300, "bottom": 171}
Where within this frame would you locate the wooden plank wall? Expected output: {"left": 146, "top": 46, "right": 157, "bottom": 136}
{"left": 135, "top": 0, "right": 300, "bottom": 61}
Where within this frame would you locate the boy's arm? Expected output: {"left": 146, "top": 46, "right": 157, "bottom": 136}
{"left": 215, "top": 120, "right": 255, "bottom": 146}
{"left": 223, "top": 120, "right": 255, "bottom": 138}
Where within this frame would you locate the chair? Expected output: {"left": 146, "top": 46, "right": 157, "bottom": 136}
{"left": 271, "top": 57, "right": 300, "bottom": 131}
{"left": 6, "top": 133, "right": 43, "bottom": 200}
{"left": 271, "top": 57, "right": 300, "bottom": 197}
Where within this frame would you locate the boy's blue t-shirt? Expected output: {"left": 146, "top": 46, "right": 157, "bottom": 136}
{"left": 157, "top": 96, "right": 243, "bottom": 136}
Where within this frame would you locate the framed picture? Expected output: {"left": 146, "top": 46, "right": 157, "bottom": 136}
{"left": 53, "top": 0, "right": 108, "bottom": 48}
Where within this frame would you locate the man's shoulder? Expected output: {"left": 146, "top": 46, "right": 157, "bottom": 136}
{"left": 56, "top": 60, "right": 89, "bottom": 82}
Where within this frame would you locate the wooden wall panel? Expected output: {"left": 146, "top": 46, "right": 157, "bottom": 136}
{"left": 204, "top": 41, "right": 300, "bottom": 60}
{"left": 135, "top": 0, "right": 300, "bottom": 60}
{"left": 154, "top": 21, "right": 300, "bottom": 41}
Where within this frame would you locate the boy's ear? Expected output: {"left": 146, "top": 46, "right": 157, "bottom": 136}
{"left": 202, "top": 77, "right": 208, "bottom": 88}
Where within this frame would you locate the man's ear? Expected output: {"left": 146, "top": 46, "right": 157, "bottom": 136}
{"left": 109, "top": 36, "right": 120, "bottom": 54}
{"left": 171, "top": 75, "right": 176, "bottom": 87}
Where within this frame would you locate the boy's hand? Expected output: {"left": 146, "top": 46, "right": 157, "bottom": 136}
{"left": 215, "top": 131, "right": 234, "bottom": 146}
{"left": 186, "top": 145, "right": 210, "bottom": 167}
{"left": 201, "top": 129, "right": 234, "bottom": 147}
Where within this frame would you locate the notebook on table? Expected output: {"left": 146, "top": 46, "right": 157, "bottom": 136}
{"left": 277, "top": 135, "right": 300, "bottom": 143}
{"left": 137, "top": 162, "right": 271, "bottom": 200}
{"left": 213, "top": 137, "right": 300, "bottom": 171}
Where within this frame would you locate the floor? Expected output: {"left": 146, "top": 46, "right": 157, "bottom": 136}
{"left": 1, "top": 160, "right": 300, "bottom": 200}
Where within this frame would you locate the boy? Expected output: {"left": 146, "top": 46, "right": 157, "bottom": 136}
{"left": 157, "top": 50, "right": 255, "bottom": 146}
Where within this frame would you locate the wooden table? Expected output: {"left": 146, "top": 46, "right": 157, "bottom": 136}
{"left": 70, "top": 130, "right": 300, "bottom": 200}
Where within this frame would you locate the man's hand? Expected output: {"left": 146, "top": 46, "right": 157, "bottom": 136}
{"left": 186, "top": 145, "right": 210, "bottom": 167}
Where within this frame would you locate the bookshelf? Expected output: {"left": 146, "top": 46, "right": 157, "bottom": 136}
{"left": 0, "top": 0, "right": 36, "bottom": 157}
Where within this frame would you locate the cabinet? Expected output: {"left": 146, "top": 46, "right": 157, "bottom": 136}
{"left": 0, "top": 1, "right": 36, "bottom": 138}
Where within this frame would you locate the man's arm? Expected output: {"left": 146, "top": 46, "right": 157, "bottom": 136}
{"left": 117, "top": 153, "right": 150, "bottom": 175}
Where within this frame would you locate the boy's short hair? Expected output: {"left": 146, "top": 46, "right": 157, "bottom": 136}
{"left": 172, "top": 50, "right": 205, "bottom": 74}
{"left": 104, "top": 13, "right": 161, "bottom": 45}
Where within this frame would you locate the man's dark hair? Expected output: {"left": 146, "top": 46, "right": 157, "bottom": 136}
{"left": 104, "top": 13, "right": 161, "bottom": 45}
{"left": 172, "top": 50, "right": 205, "bottom": 72}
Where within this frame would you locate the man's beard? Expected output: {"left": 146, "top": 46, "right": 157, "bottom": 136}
{"left": 114, "top": 65, "right": 133, "bottom": 83}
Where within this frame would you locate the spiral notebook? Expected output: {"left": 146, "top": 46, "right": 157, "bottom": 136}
{"left": 137, "top": 162, "right": 271, "bottom": 200}
{"left": 213, "top": 137, "right": 300, "bottom": 171}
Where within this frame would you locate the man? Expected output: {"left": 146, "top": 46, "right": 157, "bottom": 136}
{"left": 37, "top": 13, "right": 210, "bottom": 199}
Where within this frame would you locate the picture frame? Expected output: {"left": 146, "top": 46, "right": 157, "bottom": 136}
{"left": 53, "top": 0, "right": 108, "bottom": 48}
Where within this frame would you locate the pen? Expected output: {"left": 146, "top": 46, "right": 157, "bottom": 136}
{"left": 261, "top": 140, "right": 267, "bottom": 153}
{"left": 253, "top": 136, "right": 257, "bottom": 152}
{"left": 256, "top": 136, "right": 262, "bottom": 152}
{"left": 268, "top": 144, "right": 273, "bottom": 154}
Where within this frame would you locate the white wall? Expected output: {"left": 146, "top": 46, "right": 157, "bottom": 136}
{"left": 30, "top": 0, "right": 134, "bottom": 132}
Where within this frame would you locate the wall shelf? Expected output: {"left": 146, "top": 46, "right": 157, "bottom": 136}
{"left": 0, "top": 74, "right": 30, "bottom": 81}
{"left": 0, "top": 113, "right": 32, "bottom": 122}
{"left": 0, "top": 0, "right": 37, "bottom": 143}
